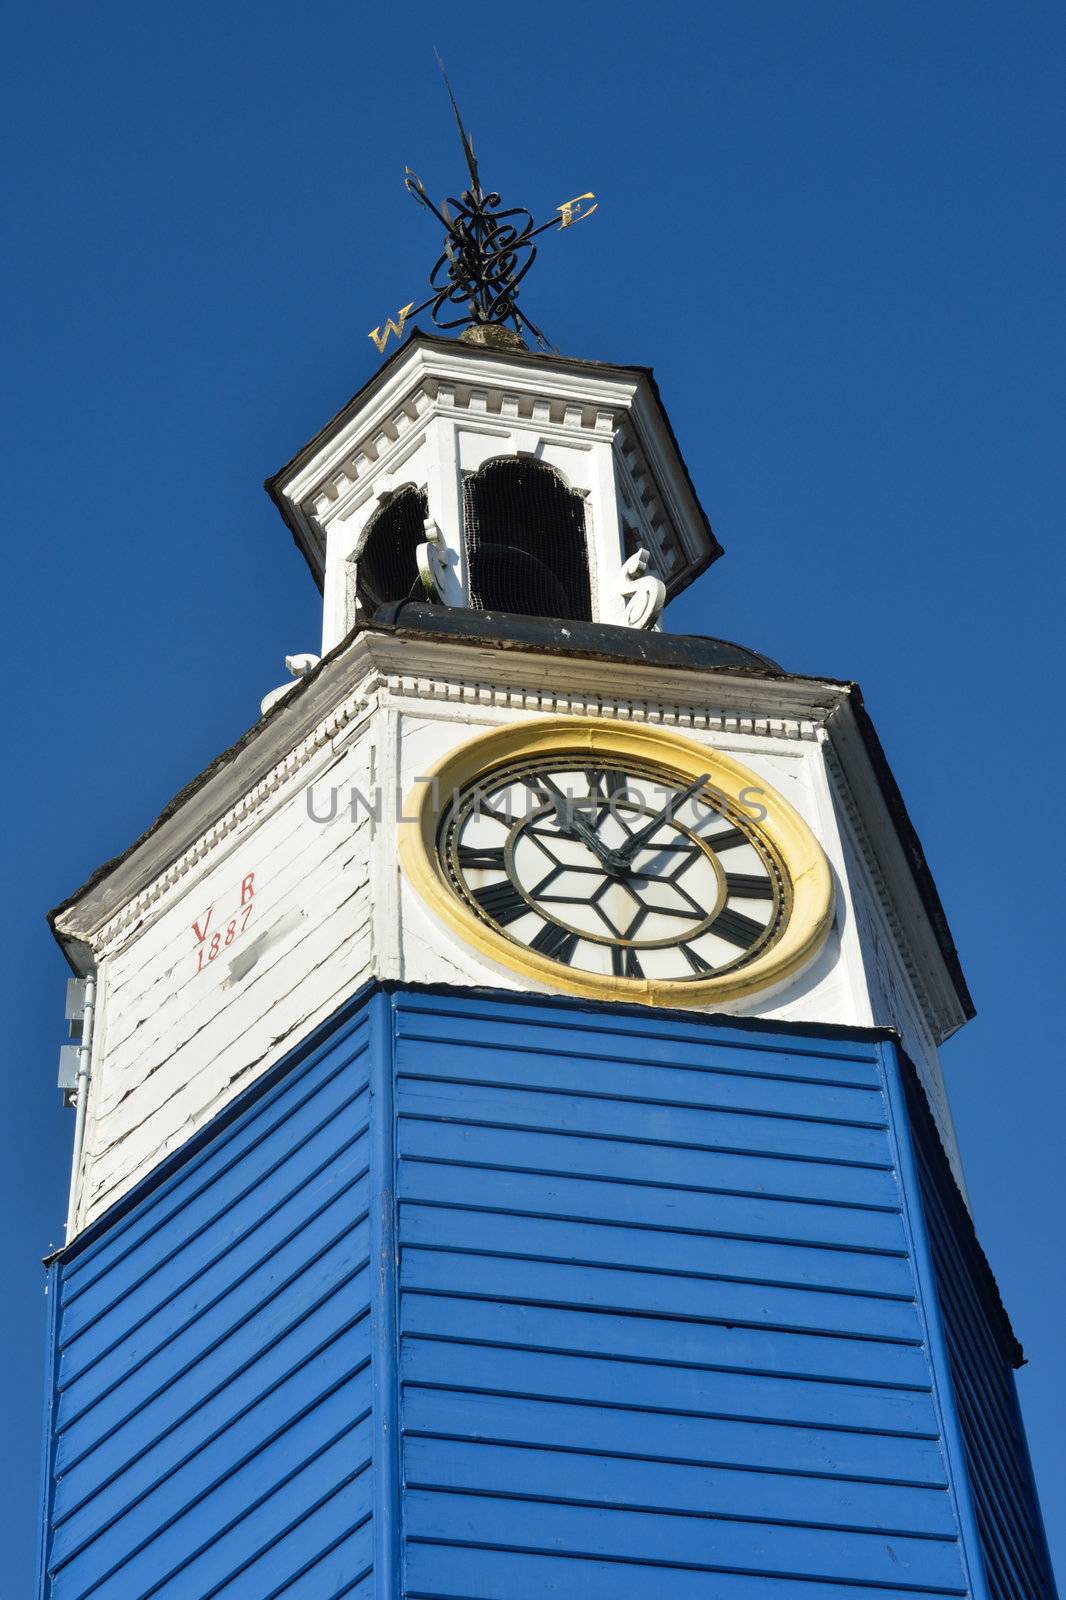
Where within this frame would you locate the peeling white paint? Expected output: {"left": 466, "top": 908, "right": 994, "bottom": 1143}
{"left": 60, "top": 638, "right": 971, "bottom": 1232}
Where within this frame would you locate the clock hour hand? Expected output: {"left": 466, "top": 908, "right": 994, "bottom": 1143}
{"left": 533, "top": 774, "right": 631, "bottom": 875}
{"left": 612, "top": 773, "right": 712, "bottom": 866}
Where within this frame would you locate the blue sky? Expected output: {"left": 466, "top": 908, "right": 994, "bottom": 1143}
{"left": 3, "top": 0, "right": 1063, "bottom": 1588}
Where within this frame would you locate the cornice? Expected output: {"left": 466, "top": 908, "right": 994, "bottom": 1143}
{"left": 50, "top": 631, "right": 835, "bottom": 959}
{"left": 381, "top": 667, "right": 822, "bottom": 742}
{"left": 366, "top": 631, "right": 838, "bottom": 727}
{"left": 307, "top": 379, "right": 618, "bottom": 534}
{"left": 49, "top": 632, "right": 385, "bottom": 954}
{"left": 822, "top": 708, "right": 970, "bottom": 1043}
{"left": 88, "top": 686, "right": 379, "bottom": 957}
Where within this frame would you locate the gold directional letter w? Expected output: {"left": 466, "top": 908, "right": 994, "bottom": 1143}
{"left": 368, "top": 303, "right": 415, "bottom": 353}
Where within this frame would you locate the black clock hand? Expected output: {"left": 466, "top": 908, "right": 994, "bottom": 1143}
{"left": 613, "top": 773, "right": 712, "bottom": 866}
{"left": 533, "top": 774, "right": 631, "bottom": 875}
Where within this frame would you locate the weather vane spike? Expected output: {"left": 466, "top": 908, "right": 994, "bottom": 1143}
{"left": 434, "top": 48, "right": 481, "bottom": 200}
{"left": 367, "top": 56, "right": 599, "bottom": 358}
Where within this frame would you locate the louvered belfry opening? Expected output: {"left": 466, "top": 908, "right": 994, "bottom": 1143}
{"left": 463, "top": 458, "right": 592, "bottom": 621}
{"left": 355, "top": 486, "right": 428, "bottom": 614}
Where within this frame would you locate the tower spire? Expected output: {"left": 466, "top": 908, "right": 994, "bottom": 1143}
{"left": 434, "top": 48, "right": 481, "bottom": 202}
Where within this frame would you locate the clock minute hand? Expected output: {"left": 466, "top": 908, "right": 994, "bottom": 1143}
{"left": 614, "top": 773, "right": 712, "bottom": 865}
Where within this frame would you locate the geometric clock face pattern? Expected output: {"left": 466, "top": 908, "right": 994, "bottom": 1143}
{"left": 438, "top": 756, "right": 786, "bottom": 985}
{"left": 400, "top": 718, "right": 835, "bottom": 1007}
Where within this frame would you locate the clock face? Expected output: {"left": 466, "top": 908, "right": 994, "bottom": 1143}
{"left": 399, "top": 719, "right": 834, "bottom": 1006}
{"left": 438, "top": 756, "right": 786, "bottom": 984}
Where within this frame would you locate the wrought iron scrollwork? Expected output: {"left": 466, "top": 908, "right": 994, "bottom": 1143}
{"left": 368, "top": 58, "right": 598, "bottom": 355}
{"left": 406, "top": 173, "right": 544, "bottom": 340}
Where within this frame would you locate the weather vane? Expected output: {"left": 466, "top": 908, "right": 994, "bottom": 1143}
{"left": 368, "top": 53, "right": 598, "bottom": 356}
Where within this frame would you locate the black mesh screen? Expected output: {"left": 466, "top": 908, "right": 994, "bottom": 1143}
{"left": 463, "top": 459, "right": 592, "bottom": 621}
{"left": 355, "top": 487, "right": 428, "bottom": 613}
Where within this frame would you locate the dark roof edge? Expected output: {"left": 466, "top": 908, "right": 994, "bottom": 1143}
{"left": 45, "top": 617, "right": 359, "bottom": 951}
{"left": 844, "top": 687, "right": 975, "bottom": 1023}
{"left": 265, "top": 475, "right": 324, "bottom": 593}
{"left": 372, "top": 601, "right": 784, "bottom": 675}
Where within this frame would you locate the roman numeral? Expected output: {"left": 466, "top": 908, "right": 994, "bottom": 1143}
{"left": 681, "top": 943, "right": 714, "bottom": 973}
{"left": 703, "top": 826, "right": 748, "bottom": 854}
{"left": 458, "top": 845, "right": 507, "bottom": 871}
{"left": 480, "top": 801, "right": 515, "bottom": 828}
{"left": 723, "top": 872, "right": 774, "bottom": 900}
{"left": 472, "top": 880, "right": 529, "bottom": 926}
{"left": 525, "top": 777, "right": 571, "bottom": 826}
{"left": 586, "top": 767, "right": 627, "bottom": 798}
{"left": 611, "top": 945, "right": 644, "bottom": 978}
{"left": 530, "top": 922, "right": 580, "bottom": 963}
{"left": 709, "top": 906, "right": 766, "bottom": 949}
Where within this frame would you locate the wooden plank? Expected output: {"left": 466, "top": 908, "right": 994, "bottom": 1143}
{"left": 397, "top": 1200, "right": 915, "bottom": 1299}
{"left": 76, "top": 728, "right": 380, "bottom": 1228}
{"left": 226, "top": 1509, "right": 373, "bottom": 1600}
{"left": 395, "top": 1037, "right": 886, "bottom": 1123}
{"left": 95, "top": 847, "right": 369, "bottom": 1129}
{"left": 397, "top": 1155, "right": 908, "bottom": 1253}
{"left": 403, "top": 1384, "right": 948, "bottom": 1485}
{"left": 62, "top": 1148, "right": 369, "bottom": 1380}
{"left": 48, "top": 1024, "right": 378, "bottom": 1600}
{"left": 100, "top": 810, "right": 371, "bottom": 1082}
{"left": 396, "top": 1081, "right": 893, "bottom": 1168}
{"left": 399, "top": 1290, "right": 931, "bottom": 1388}
{"left": 403, "top": 1488, "right": 968, "bottom": 1591}
{"left": 403, "top": 1435, "right": 959, "bottom": 1537}
{"left": 65, "top": 1023, "right": 369, "bottom": 1298}
{"left": 404, "top": 1541, "right": 957, "bottom": 1600}
{"left": 399, "top": 1247, "right": 923, "bottom": 1344}
{"left": 54, "top": 1408, "right": 373, "bottom": 1600}
{"left": 81, "top": 923, "right": 373, "bottom": 1225}
{"left": 394, "top": 994, "right": 884, "bottom": 1072}
{"left": 398, "top": 1116, "right": 901, "bottom": 1209}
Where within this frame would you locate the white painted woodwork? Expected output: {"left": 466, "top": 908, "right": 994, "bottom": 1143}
{"left": 53, "top": 628, "right": 971, "bottom": 1232}
{"left": 266, "top": 336, "right": 720, "bottom": 652}
{"left": 73, "top": 722, "right": 376, "bottom": 1229}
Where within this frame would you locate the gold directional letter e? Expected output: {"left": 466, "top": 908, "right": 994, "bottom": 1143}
{"left": 557, "top": 192, "right": 598, "bottom": 229}
{"left": 368, "top": 303, "right": 415, "bottom": 353}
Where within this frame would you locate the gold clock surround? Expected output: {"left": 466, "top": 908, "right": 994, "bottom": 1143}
{"left": 398, "top": 718, "right": 835, "bottom": 1007}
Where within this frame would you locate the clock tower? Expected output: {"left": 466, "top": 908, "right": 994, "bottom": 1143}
{"left": 37, "top": 137, "right": 1056, "bottom": 1600}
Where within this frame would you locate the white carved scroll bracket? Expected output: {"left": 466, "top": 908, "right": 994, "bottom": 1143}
{"left": 618, "top": 548, "right": 666, "bottom": 630}
{"left": 416, "top": 517, "right": 463, "bottom": 606}
{"left": 260, "top": 652, "right": 322, "bottom": 716}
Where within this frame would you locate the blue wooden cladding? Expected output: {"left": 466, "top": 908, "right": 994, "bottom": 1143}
{"left": 393, "top": 994, "right": 981, "bottom": 1600}
{"left": 38, "top": 985, "right": 1056, "bottom": 1598}
{"left": 901, "top": 1067, "right": 1059, "bottom": 1600}
{"left": 39, "top": 1005, "right": 377, "bottom": 1599}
